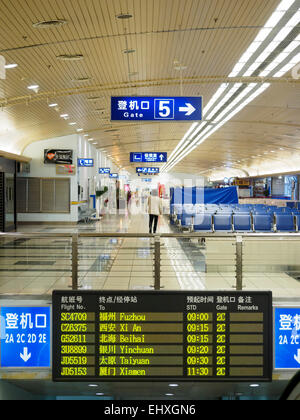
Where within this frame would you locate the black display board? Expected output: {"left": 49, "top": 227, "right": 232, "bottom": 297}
{"left": 52, "top": 291, "right": 273, "bottom": 382}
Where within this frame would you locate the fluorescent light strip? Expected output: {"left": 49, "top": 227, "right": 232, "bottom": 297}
{"left": 260, "top": 41, "right": 300, "bottom": 77}
{"left": 214, "top": 83, "right": 258, "bottom": 122}
{"left": 164, "top": 85, "right": 230, "bottom": 168}
{"left": 165, "top": 84, "right": 232, "bottom": 168}
{"left": 205, "top": 84, "right": 243, "bottom": 120}
{"left": 229, "top": 0, "right": 298, "bottom": 78}
{"left": 273, "top": 51, "right": 300, "bottom": 76}
{"left": 161, "top": 122, "right": 198, "bottom": 171}
{"left": 164, "top": 83, "right": 260, "bottom": 170}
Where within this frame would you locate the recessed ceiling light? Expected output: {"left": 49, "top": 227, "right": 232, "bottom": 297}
{"left": 116, "top": 13, "right": 133, "bottom": 20}
{"left": 60, "top": 114, "right": 69, "bottom": 118}
{"left": 48, "top": 103, "right": 58, "bottom": 107}
{"left": 88, "top": 384, "right": 98, "bottom": 388}
{"left": 96, "top": 393, "right": 104, "bottom": 396}
{"left": 83, "top": 134, "right": 89, "bottom": 137}
{"left": 56, "top": 54, "right": 84, "bottom": 61}
{"left": 169, "top": 384, "right": 179, "bottom": 387}
{"left": 77, "top": 128, "right": 83, "bottom": 132}
{"left": 33, "top": 19, "right": 67, "bottom": 29}
{"left": 250, "top": 384, "right": 260, "bottom": 388}
{"left": 123, "top": 49, "right": 136, "bottom": 54}
{"left": 165, "top": 393, "right": 174, "bottom": 396}
{"left": 69, "top": 122, "right": 77, "bottom": 126}
{"left": 4, "top": 63, "right": 18, "bottom": 69}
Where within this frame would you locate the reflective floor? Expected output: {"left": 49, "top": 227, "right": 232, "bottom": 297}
{"left": 0, "top": 214, "right": 300, "bottom": 297}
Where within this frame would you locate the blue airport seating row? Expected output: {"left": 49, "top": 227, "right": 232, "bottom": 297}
{"left": 175, "top": 212, "right": 300, "bottom": 233}
{"left": 171, "top": 203, "right": 300, "bottom": 216}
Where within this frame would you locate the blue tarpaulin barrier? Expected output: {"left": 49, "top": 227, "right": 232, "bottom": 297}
{"left": 170, "top": 187, "right": 238, "bottom": 205}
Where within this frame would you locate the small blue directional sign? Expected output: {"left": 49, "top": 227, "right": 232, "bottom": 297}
{"left": 130, "top": 152, "right": 167, "bottom": 163}
{"left": 78, "top": 158, "right": 94, "bottom": 167}
{"left": 136, "top": 167, "right": 160, "bottom": 175}
{"left": 99, "top": 168, "right": 111, "bottom": 174}
{"left": 111, "top": 97, "right": 202, "bottom": 121}
{"left": 110, "top": 173, "right": 119, "bottom": 179}
{"left": 0, "top": 307, "right": 51, "bottom": 368}
{"left": 274, "top": 307, "right": 300, "bottom": 370}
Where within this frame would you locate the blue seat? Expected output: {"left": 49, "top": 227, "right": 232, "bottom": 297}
{"left": 253, "top": 214, "right": 273, "bottom": 232}
{"left": 276, "top": 214, "right": 295, "bottom": 232}
{"left": 213, "top": 215, "right": 232, "bottom": 232}
{"left": 193, "top": 214, "right": 213, "bottom": 232}
{"left": 233, "top": 214, "right": 252, "bottom": 232}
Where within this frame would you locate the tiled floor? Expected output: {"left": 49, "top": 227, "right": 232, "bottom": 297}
{"left": 0, "top": 214, "right": 300, "bottom": 297}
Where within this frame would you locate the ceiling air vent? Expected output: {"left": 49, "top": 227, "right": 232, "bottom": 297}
{"left": 33, "top": 20, "right": 67, "bottom": 28}
{"left": 116, "top": 13, "right": 133, "bottom": 20}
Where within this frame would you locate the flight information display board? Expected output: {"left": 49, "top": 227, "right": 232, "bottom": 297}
{"left": 52, "top": 291, "right": 272, "bottom": 382}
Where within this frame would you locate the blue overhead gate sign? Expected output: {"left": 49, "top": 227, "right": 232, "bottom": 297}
{"left": 111, "top": 97, "right": 202, "bottom": 121}
{"left": 0, "top": 307, "right": 51, "bottom": 368}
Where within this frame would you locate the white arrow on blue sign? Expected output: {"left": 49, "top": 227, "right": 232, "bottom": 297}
{"left": 111, "top": 96, "right": 202, "bottom": 121}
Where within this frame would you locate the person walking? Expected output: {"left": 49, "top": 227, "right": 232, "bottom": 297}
{"left": 148, "top": 189, "right": 163, "bottom": 234}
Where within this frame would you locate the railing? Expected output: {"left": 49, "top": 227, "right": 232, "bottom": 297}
{"left": 1, "top": 232, "right": 300, "bottom": 295}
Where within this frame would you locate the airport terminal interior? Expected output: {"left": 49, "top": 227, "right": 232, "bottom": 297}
{"left": 0, "top": 0, "right": 299, "bottom": 401}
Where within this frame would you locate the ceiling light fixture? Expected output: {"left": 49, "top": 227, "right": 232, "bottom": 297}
{"left": 60, "top": 114, "right": 69, "bottom": 118}
{"left": 48, "top": 103, "right": 58, "bottom": 107}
